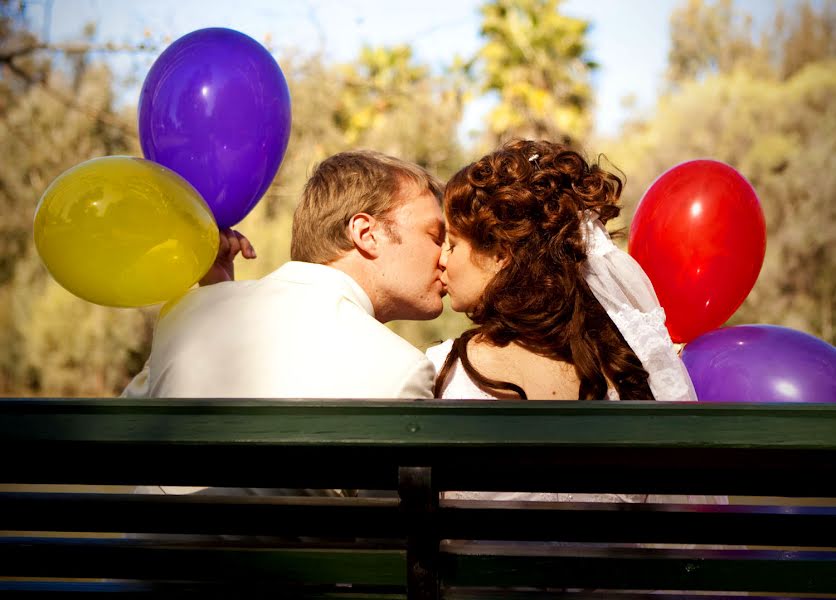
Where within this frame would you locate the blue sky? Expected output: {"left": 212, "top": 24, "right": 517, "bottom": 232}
{"left": 28, "top": 0, "right": 809, "bottom": 139}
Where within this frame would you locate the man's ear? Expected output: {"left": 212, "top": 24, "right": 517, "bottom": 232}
{"left": 347, "top": 212, "right": 380, "bottom": 258}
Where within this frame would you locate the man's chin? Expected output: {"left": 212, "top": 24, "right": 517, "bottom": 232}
{"left": 412, "top": 306, "right": 443, "bottom": 321}
{"left": 418, "top": 301, "right": 445, "bottom": 321}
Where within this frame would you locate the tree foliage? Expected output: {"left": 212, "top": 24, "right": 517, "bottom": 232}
{"left": 666, "top": 0, "right": 763, "bottom": 84}
{"left": 0, "top": 7, "right": 151, "bottom": 395}
{"left": 476, "top": 0, "right": 596, "bottom": 145}
{"left": 604, "top": 0, "right": 835, "bottom": 343}
{"left": 1, "top": 0, "right": 831, "bottom": 397}
{"left": 772, "top": 0, "right": 836, "bottom": 79}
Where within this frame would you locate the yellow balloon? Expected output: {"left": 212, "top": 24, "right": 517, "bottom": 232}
{"left": 34, "top": 156, "right": 219, "bottom": 307}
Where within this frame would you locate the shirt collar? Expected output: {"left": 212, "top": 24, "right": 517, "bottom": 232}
{"left": 268, "top": 261, "right": 375, "bottom": 317}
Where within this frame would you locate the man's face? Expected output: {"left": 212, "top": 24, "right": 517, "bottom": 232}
{"left": 374, "top": 182, "right": 445, "bottom": 322}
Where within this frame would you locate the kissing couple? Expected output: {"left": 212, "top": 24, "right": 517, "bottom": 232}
{"left": 124, "top": 139, "right": 695, "bottom": 403}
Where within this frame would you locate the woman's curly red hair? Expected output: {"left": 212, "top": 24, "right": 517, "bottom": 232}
{"left": 435, "top": 139, "right": 654, "bottom": 400}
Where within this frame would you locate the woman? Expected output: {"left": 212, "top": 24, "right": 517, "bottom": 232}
{"left": 428, "top": 140, "right": 717, "bottom": 507}
{"left": 428, "top": 139, "right": 696, "bottom": 402}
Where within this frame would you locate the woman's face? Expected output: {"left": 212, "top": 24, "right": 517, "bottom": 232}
{"left": 439, "top": 228, "right": 503, "bottom": 313}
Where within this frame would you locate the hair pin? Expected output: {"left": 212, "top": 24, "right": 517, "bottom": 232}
{"left": 528, "top": 153, "right": 540, "bottom": 170}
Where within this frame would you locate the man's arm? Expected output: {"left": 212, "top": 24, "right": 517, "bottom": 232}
{"left": 121, "top": 360, "right": 151, "bottom": 398}
{"left": 397, "top": 355, "right": 436, "bottom": 400}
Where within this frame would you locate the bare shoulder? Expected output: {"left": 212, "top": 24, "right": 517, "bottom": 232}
{"left": 467, "top": 337, "right": 580, "bottom": 400}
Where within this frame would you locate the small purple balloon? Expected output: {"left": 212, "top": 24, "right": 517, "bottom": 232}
{"left": 139, "top": 28, "right": 291, "bottom": 228}
{"left": 682, "top": 325, "right": 836, "bottom": 403}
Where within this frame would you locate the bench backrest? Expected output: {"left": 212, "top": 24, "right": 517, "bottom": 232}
{"left": 1, "top": 399, "right": 835, "bottom": 598}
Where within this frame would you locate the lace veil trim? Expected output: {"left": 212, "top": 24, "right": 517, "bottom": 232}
{"left": 580, "top": 213, "right": 697, "bottom": 401}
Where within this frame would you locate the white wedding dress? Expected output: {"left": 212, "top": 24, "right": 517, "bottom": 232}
{"left": 425, "top": 340, "right": 725, "bottom": 506}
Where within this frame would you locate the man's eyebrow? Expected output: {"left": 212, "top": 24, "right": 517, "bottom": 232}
{"left": 428, "top": 219, "right": 445, "bottom": 239}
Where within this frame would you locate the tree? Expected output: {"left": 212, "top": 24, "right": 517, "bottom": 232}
{"left": 474, "top": 0, "right": 597, "bottom": 145}
{"left": 335, "top": 45, "right": 467, "bottom": 174}
{"left": 773, "top": 0, "right": 836, "bottom": 79}
{"left": 0, "top": 6, "right": 152, "bottom": 395}
{"left": 665, "top": 0, "right": 765, "bottom": 85}
{"left": 604, "top": 0, "right": 835, "bottom": 343}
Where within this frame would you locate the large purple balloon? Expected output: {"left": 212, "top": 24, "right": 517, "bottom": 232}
{"left": 682, "top": 325, "right": 836, "bottom": 402}
{"left": 139, "top": 28, "right": 291, "bottom": 228}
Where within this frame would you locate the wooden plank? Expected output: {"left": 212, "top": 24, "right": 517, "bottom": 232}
{"left": 430, "top": 447, "right": 836, "bottom": 496}
{"left": 1, "top": 401, "right": 834, "bottom": 496}
{"left": 3, "top": 442, "right": 832, "bottom": 495}
{"left": 439, "top": 500, "right": 836, "bottom": 547}
{"left": 0, "top": 580, "right": 406, "bottom": 598}
{"left": 0, "top": 537, "right": 406, "bottom": 585}
{"left": 0, "top": 492, "right": 403, "bottom": 538}
{"left": 444, "top": 591, "right": 822, "bottom": 600}
{"left": 4, "top": 492, "right": 835, "bottom": 548}
{"left": 440, "top": 544, "right": 836, "bottom": 593}
{"left": 2, "top": 400, "right": 835, "bottom": 447}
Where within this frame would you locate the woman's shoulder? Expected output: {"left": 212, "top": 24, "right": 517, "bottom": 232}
{"left": 426, "top": 339, "right": 499, "bottom": 400}
{"left": 425, "top": 339, "right": 455, "bottom": 371}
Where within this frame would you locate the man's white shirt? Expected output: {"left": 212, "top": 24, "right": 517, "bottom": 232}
{"left": 122, "top": 261, "right": 435, "bottom": 399}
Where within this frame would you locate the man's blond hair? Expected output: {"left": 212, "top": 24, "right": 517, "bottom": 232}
{"left": 291, "top": 150, "right": 443, "bottom": 264}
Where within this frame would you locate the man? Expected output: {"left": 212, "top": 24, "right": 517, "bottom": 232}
{"left": 123, "top": 150, "right": 445, "bottom": 399}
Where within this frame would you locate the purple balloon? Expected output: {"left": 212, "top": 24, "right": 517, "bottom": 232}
{"left": 138, "top": 28, "right": 291, "bottom": 228}
{"left": 682, "top": 325, "right": 836, "bottom": 402}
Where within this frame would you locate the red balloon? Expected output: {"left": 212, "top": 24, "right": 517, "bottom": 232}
{"left": 628, "top": 160, "right": 766, "bottom": 343}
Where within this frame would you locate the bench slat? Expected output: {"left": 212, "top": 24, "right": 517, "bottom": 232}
{"left": 0, "top": 580, "right": 406, "bottom": 598}
{"left": 445, "top": 591, "right": 828, "bottom": 600}
{"left": 3, "top": 492, "right": 835, "bottom": 547}
{"left": 3, "top": 400, "right": 834, "bottom": 447}
{"left": 0, "top": 537, "right": 406, "bottom": 585}
{"left": 5, "top": 444, "right": 834, "bottom": 496}
{"left": 0, "top": 492, "right": 403, "bottom": 538}
{"left": 2, "top": 401, "right": 835, "bottom": 496}
{"left": 441, "top": 500, "right": 836, "bottom": 547}
{"left": 0, "top": 583, "right": 819, "bottom": 600}
{"left": 3, "top": 537, "right": 833, "bottom": 594}
{"left": 441, "top": 544, "right": 836, "bottom": 593}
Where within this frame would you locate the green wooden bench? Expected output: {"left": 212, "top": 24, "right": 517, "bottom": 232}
{"left": 1, "top": 399, "right": 835, "bottom": 598}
